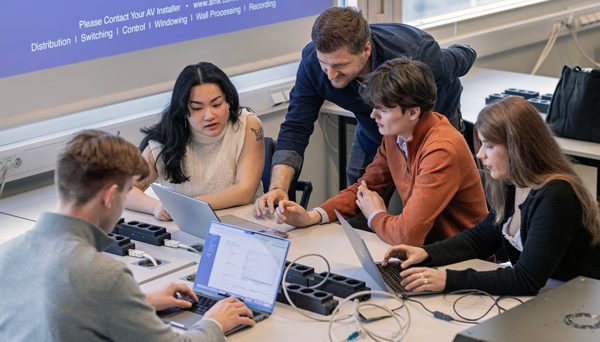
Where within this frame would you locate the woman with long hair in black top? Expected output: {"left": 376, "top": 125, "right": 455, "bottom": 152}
{"left": 125, "top": 62, "right": 265, "bottom": 221}
{"left": 383, "top": 96, "right": 600, "bottom": 295}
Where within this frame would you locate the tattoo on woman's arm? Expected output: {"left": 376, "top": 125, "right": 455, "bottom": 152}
{"left": 251, "top": 127, "right": 264, "bottom": 141}
{"left": 139, "top": 179, "right": 150, "bottom": 191}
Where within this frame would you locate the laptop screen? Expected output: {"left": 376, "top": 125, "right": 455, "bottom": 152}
{"left": 193, "top": 222, "right": 290, "bottom": 313}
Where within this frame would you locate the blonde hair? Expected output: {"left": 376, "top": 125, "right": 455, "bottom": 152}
{"left": 474, "top": 97, "right": 600, "bottom": 245}
{"left": 56, "top": 130, "right": 149, "bottom": 205}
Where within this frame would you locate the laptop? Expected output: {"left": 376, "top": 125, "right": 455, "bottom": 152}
{"left": 151, "top": 183, "right": 288, "bottom": 239}
{"left": 454, "top": 276, "right": 600, "bottom": 342}
{"left": 158, "top": 221, "right": 291, "bottom": 334}
{"left": 335, "top": 210, "right": 443, "bottom": 296}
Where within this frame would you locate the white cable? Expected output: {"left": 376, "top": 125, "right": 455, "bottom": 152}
{"left": 143, "top": 253, "right": 159, "bottom": 267}
{"left": 164, "top": 239, "right": 200, "bottom": 253}
{"left": 570, "top": 20, "right": 600, "bottom": 68}
{"left": 352, "top": 300, "right": 407, "bottom": 342}
{"left": 0, "top": 158, "right": 16, "bottom": 199}
{"left": 328, "top": 290, "right": 410, "bottom": 342}
{"left": 281, "top": 254, "right": 341, "bottom": 322}
{"left": 322, "top": 114, "right": 340, "bottom": 154}
{"left": 531, "top": 22, "right": 563, "bottom": 75}
{"left": 128, "top": 249, "right": 159, "bottom": 267}
{"left": 282, "top": 254, "right": 410, "bottom": 341}
{"left": 178, "top": 243, "right": 200, "bottom": 254}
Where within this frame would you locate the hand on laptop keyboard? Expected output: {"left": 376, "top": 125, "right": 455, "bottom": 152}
{"left": 202, "top": 296, "right": 256, "bottom": 332}
{"left": 399, "top": 266, "right": 447, "bottom": 293}
{"left": 146, "top": 282, "right": 199, "bottom": 311}
{"left": 382, "top": 245, "right": 430, "bottom": 269}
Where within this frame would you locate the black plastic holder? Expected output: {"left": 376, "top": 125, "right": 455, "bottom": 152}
{"left": 112, "top": 220, "right": 171, "bottom": 246}
{"left": 526, "top": 97, "right": 550, "bottom": 114}
{"left": 308, "top": 272, "right": 371, "bottom": 301}
{"left": 276, "top": 284, "right": 338, "bottom": 316}
{"left": 284, "top": 261, "right": 315, "bottom": 286}
{"left": 485, "top": 93, "right": 523, "bottom": 104}
{"left": 503, "top": 88, "right": 539, "bottom": 99}
{"left": 105, "top": 233, "right": 136, "bottom": 256}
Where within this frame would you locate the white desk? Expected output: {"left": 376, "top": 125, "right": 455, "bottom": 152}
{"left": 0, "top": 186, "right": 199, "bottom": 284}
{"left": 136, "top": 208, "right": 527, "bottom": 342}
{"left": 460, "top": 67, "right": 600, "bottom": 200}
{"left": 0, "top": 213, "right": 36, "bottom": 245}
{"left": 0, "top": 183, "right": 552, "bottom": 342}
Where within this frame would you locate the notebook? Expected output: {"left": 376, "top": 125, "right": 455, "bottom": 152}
{"left": 336, "top": 210, "right": 444, "bottom": 296}
{"left": 151, "top": 183, "right": 289, "bottom": 239}
{"left": 453, "top": 276, "right": 600, "bottom": 342}
{"left": 158, "top": 221, "right": 291, "bottom": 334}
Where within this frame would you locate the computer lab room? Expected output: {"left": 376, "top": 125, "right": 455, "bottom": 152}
{"left": 1, "top": 1, "right": 600, "bottom": 341}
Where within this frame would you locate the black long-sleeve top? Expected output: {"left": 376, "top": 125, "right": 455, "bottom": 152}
{"left": 421, "top": 180, "right": 600, "bottom": 295}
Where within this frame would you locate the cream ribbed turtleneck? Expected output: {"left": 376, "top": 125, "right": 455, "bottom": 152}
{"left": 149, "top": 109, "right": 263, "bottom": 202}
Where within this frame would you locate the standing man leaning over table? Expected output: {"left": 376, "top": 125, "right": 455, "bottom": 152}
{"left": 0, "top": 130, "right": 254, "bottom": 342}
{"left": 270, "top": 58, "right": 487, "bottom": 246}
{"left": 254, "top": 6, "right": 477, "bottom": 216}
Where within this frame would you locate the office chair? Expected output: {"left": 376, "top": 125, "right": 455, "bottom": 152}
{"left": 262, "top": 137, "right": 313, "bottom": 209}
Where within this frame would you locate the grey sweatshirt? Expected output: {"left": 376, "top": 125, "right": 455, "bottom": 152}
{"left": 0, "top": 212, "right": 224, "bottom": 342}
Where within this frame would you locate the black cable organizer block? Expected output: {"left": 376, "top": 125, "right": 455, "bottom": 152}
{"left": 308, "top": 272, "right": 371, "bottom": 302}
{"left": 112, "top": 220, "right": 171, "bottom": 246}
{"left": 284, "top": 261, "right": 315, "bottom": 286}
{"left": 105, "top": 233, "right": 136, "bottom": 256}
{"left": 276, "top": 284, "right": 339, "bottom": 316}
{"left": 283, "top": 261, "right": 371, "bottom": 301}
{"left": 485, "top": 93, "right": 520, "bottom": 104}
{"left": 503, "top": 88, "right": 539, "bottom": 99}
{"left": 485, "top": 89, "right": 553, "bottom": 114}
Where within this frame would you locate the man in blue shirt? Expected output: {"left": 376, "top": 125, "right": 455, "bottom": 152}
{"left": 254, "top": 7, "right": 476, "bottom": 216}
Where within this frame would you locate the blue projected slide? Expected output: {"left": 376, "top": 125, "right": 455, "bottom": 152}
{"left": 0, "top": 0, "right": 330, "bottom": 79}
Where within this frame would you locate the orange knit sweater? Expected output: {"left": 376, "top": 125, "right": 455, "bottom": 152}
{"left": 319, "top": 111, "right": 487, "bottom": 246}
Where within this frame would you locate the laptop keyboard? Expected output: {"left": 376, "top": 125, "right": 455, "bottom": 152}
{"left": 187, "top": 296, "right": 219, "bottom": 315}
{"left": 376, "top": 263, "right": 411, "bottom": 294}
{"left": 186, "top": 295, "right": 261, "bottom": 318}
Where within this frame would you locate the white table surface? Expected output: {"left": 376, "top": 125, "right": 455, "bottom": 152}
{"left": 460, "top": 67, "right": 600, "bottom": 161}
{"left": 0, "top": 213, "right": 36, "bottom": 246}
{"left": 137, "top": 203, "right": 530, "bottom": 342}
{"left": 0, "top": 182, "right": 553, "bottom": 341}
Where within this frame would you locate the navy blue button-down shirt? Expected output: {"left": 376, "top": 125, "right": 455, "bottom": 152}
{"left": 274, "top": 23, "right": 476, "bottom": 170}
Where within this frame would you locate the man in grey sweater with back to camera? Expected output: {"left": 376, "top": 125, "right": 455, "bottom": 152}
{"left": 0, "top": 130, "right": 254, "bottom": 342}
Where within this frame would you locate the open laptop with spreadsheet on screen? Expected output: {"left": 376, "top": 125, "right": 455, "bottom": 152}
{"left": 158, "top": 221, "right": 290, "bottom": 334}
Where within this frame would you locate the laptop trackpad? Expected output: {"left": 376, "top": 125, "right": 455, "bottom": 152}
{"left": 158, "top": 308, "right": 203, "bottom": 329}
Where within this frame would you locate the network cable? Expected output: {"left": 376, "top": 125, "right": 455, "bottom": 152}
{"left": 281, "top": 254, "right": 411, "bottom": 342}
{"left": 128, "top": 249, "right": 158, "bottom": 267}
{"left": 164, "top": 239, "right": 200, "bottom": 253}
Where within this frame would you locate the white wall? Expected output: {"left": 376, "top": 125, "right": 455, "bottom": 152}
{"left": 475, "top": 26, "right": 600, "bottom": 77}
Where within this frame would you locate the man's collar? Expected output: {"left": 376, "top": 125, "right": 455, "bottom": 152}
{"left": 404, "top": 111, "right": 439, "bottom": 151}
{"left": 35, "top": 212, "right": 115, "bottom": 252}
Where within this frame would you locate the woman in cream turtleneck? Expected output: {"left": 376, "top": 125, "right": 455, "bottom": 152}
{"left": 125, "top": 62, "right": 265, "bottom": 221}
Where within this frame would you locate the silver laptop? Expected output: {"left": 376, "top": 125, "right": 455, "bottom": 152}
{"left": 454, "top": 276, "right": 600, "bottom": 342}
{"left": 158, "top": 221, "right": 291, "bottom": 334}
{"left": 151, "top": 184, "right": 288, "bottom": 239}
{"left": 336, "top": 210, "right": 443, "bottom": 296}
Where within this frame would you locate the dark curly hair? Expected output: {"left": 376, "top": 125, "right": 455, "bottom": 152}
{"left": 139, "top": 62, "right": 241, "bottom": 183}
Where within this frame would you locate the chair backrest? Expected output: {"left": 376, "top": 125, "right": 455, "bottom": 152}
{"left": 262, "top": 137, "right": 277, "bottom": 194}
{"left": 262, "top": 137, "right": 311, "bottom": 206}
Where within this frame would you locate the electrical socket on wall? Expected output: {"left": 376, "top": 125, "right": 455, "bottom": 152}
{"left": 0, "top": 155, "right": 22, "bottom": 174}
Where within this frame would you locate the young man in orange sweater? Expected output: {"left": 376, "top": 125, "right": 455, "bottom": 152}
{"left": 272, "top": 58, "right": 487, "bottom": 246}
